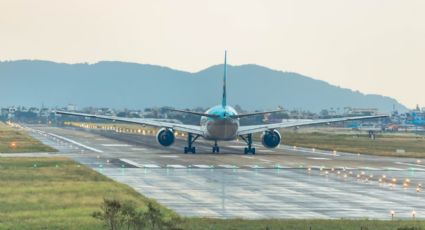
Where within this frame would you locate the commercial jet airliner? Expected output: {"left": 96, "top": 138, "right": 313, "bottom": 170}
{"left": 57, "top": 52, "right": 388, "bottom": 154}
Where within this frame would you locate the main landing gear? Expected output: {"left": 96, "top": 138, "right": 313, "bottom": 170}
{"left": 184, "top": 133, "right": 200, "bottom": 154}
{"left": 183, "top": 134, "right": 220, "bottom": 154}
{"left": 212, "top": 140, "right": 220, "bottom": 153}
{"left": 240, "top": 134, "right": 256, "bottom": 154}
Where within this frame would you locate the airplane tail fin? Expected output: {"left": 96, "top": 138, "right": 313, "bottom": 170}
{"left": 222, "top": 51, "right": 227, "bottom": 108}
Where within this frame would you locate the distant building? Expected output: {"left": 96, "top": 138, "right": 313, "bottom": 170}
{"left": 29, "top": 107, "right": 40, "bottom": 114}
{"left": 66, "top": 104, "right": 77, "bottom": 111}
{"left": 1, "top": 108, "right": 9, "bottom": 118}
{"left": 345, "top": 108, "right": 378, "bottom": 116}
{"left": 40, "top": 108, "right": 50, "bottom": 117}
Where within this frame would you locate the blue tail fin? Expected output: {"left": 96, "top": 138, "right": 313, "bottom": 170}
{"left": 222, "top": 51, "right": 227, "bottom": 108}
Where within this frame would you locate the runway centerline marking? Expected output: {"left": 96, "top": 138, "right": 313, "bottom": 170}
{"left": 259, "top": 150, "right": 274, "bottom": 153}
{"left": 102, "top": 144, "right": 132, "bottom": 147}
{"left": 120, "top": 158, "right": 142, "bottom": 168}
{"left": 159, "top": 155, "right": 179, "bottom": 158}
{"left": 218, "top": 164, "right": 238, "bottom": 169}
{"left": 242, "top": 156, "right": 254, "bottom": 159}
{"left": 131, "top": 148, "right": 147, "bottom": 151}
{"left": 385, "top": 167, "right": 403, "bottom": 171}
{"left": 359, "top": 167, "right": 379, "bottom": 171}
{"left": 142, "top": 164, "right": 161, "bottom": 168}
{"left": 307, "top": 157, "right": 331, "bottom": 160}
{"left": 47, "top": 133, "right": 103, "bottom": 153}
{"left": 258, "top": 158, "right": 273, "bottom": 163}
{"left": 166, "top": 164, "right": 186, "bottom": 168}
{"left": 280, "top": 146, "right": 341, "bottom": 156}
{"left": 395, "top": 162, "right": 425, "bottom": 168}
{"left": 192, "top": 164, "right": 213, "bottom": 169}
{"left": 246, "top": 165, "right": 265, "bottom": 169}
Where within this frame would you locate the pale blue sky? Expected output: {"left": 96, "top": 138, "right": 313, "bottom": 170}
{"left": 1, "top": 0, "right": 424, "bottom": 108}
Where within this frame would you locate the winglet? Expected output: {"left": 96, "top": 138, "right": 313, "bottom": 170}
{"left": 222, "top": 51, "right": 227, "bottom": 108}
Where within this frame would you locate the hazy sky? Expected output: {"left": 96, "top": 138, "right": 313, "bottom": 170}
{"left": 1, "top": 0, "right": 424, "bottom": 108}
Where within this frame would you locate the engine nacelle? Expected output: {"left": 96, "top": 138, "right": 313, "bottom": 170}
{"left": 261, "top": 129, "right": 281, "bottom": 148}
{"left": 156, "top": 128, "right": 175, "bottom": 147}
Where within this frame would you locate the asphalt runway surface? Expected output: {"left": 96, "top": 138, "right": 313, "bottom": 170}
{"left": 11, "top": 124, "right": 425, "bottom": 219}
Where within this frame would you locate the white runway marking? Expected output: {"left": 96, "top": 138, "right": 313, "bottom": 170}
{"left": 259, "top": 150, "right": 274, "bottom": 153}
{"left": 192, "top": 164, "right": 213, "bottom": 169}
{"left": 142, "top": 164, "right": 161, "bottom": 168}
{"left": 258, "top": 158, "right": 273, "bottom": 163}
{"left": 131, "top": 148, "right": 147, "bottom": 151}
{"left": 281, "top": 146, "right": 341, "bottom": 156}
{"left": 159, "top": 155, "right": 179, "bottom": 158}
{"left": 228, "top": 145, "right": 245, "bottom": 148}
{"left": 412, "top": 168, "right": 425, "bottom": 171}
{"left": 218, "top": 164, "right": 238, "bottom": 169}
{"left": 308, "top": 157, "right": 331, "bottom": 160}
{"left": 166, "top": 164, "right": 186, "bottom": 168}
{"left": 48, "top": 133, "right": 103, "bottom": 153}
{"left": 395, "top": 162, "right": 425, "bottom": 168}
{"left": 102, "top": 144, "right": 132, "bottom": 147}
{"left": 359, "top": 167, "right": 379, "bottom": 171}
{"left": 385, "top": 167, "right": 403, "bottom": 171}
{"left": 120, "top": 158, "right": 142, "bottom": 168}
{"left": 246, "top": 165, "right": 265, "bottom": 169}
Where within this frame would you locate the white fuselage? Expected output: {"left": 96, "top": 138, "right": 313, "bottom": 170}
{"left": 200, "top": 105, "right": 239, "bottom": 140}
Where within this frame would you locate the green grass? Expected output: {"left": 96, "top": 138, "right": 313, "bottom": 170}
{"left": 182, "top": 218, "right": 425, "bottom": 230}
{"left": 0, "top": 157, "right": 425, "bottom": 230}
{"left": 267, "top": 130, "right": 425, "bottom": 158}
{"left": 0, "top": 157, "right": 177, "bottom": 230}
{"left": 0, "top": 122, "right": 56, "bottom": 153}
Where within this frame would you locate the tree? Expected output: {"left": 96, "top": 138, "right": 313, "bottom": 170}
{"left": 120, "top": 202, "right": 141, "bottom": 230}
{"left": 92, "top": 198, "right": 181, "bottom": 230}
{"left": 145, "top": 202, "right": 165, "bottom": 229}
{"left": 92, "top": 198, "right": 122, "bottom": 230}
{"left": 320, "top": 109, "right": 329, "bottom": 118}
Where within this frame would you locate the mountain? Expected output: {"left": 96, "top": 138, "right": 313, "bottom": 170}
{"left": 0, "top": 60, "right": 407, "bottom": 113}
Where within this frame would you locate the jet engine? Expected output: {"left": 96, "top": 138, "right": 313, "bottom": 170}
{"left": 156, "top": 128, "right": 175, "bottom": 147}
{"left": 261, "top": 129, "right": 281, "bottom": 148}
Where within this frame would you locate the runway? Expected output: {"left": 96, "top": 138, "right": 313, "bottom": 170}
{"left": 18, "top": 124, "right": 425, "bottom": 219}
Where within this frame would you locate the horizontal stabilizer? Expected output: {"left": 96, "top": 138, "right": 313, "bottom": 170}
{"left": 166, "top": 109, "right": 220, "bottom": 118}
{"left": 230, "top": 110, "right": 283, "bottom": 119}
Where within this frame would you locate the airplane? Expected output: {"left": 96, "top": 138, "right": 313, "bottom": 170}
{"left": 56, "top": 51, "right": 388, "bottom": 154}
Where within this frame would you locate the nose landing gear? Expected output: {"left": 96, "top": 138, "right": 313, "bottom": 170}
{"left": 212, "top": 140, "right": 220, "bottom": 153}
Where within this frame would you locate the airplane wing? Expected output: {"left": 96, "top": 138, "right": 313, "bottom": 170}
{"left": 55, "top": 111, "right": 204, "bottom": 136}
{"left": 237, "top": 115, "right": 388, "bottom": 136}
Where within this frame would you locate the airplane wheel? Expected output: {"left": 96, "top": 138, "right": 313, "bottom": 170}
{"left": 252, "top": 148, "right": 256, "bottom": 155}
{"left": 212, "top": 146, "right": 220, "bottom": 153}
{"left": 244, "top": 148, "right": 248, "bottom": 154}
{"left": 184, "top": 147, "right": 188, "bottom": 154}
{"left": 191, "top": 147, "right": 196, "bottom": 154}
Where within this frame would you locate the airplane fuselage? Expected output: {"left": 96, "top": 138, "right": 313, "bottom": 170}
{"left": 200, "top": 105, "right": 239, "bottom": 140}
